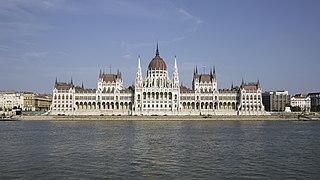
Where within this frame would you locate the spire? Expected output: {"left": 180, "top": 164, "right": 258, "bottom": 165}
{"left": 99, "top": 69, "right": 102, "bottom": 77}
{"left": 195, "top": 65, "right": 198, "bottom": 74}
{"left": 135, "top": 56, "right": 143, "bottom": 88}
{"left": 241, "top": 78, "right": 244, "bottom": 85}
{"left": 173, "top": 56, "right": 179, "bottom": 88}
{"left": 156, "top": 42, "right": 159, "bottom": 56}
{"left": 213, "top": 65, "right": 216, "bottom": 74}
{"left": 138, "top": 55, "right": 141, "bottom": 69}
{"left": 70, "top": 77, "right": 73, "bottom": 85}
{"left": 55, "top": 77, "right": 58, "bottom": 85}
{"left": 257, "top": 78, "right": 260, "bottom": 88}
{"left": 231, "top": 82, "right": 234, "bottom": 89}
{"left": 174, "top": 56, "right": 178, "bottom": 70}
{"left": 81, "top": 82, "right": 84, "bottom": 89}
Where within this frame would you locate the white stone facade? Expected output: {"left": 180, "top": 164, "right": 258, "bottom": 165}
{"left": 291, "top": 94, "right": 311, "bottom": 112}
{"left": 238, "top": 80, "right": 265, "bottom": 115}
{"left": 51, "top": 45, "right": 265, "bottom": 116}
{"left": 0, "top": 91, "right": 24, "bottom": 110}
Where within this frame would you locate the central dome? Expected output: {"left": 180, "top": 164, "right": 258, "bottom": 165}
{"left": 148, "top": 44, "right": 167, "bottom": 70}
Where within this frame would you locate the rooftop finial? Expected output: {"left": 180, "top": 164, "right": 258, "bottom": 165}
{"left": 156, "top": 42, "right": 159, "bottom": 56}
{"left": 138, "top": 55, "right": 141, "bottom": 68}
{"left": 174, "top": 55, "right": 178, "bottom": 69}
{"left": 55, "top": 77, "right": 58, "bottom": 85}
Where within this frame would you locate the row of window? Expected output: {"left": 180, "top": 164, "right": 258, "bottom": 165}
{"left": 143, "top": 101, "right": 171, "bottom": 104}
{"left": 53, "top": 108, "right": 73, "bottom": 111}
{"left": 138, "top": 93, "right": 176, "bottom": 100}
{"left": 242, "top": 100, "right": 261, "bottom": 104}
{"left": 242, "top": 95, "right": 261, "bottom": 100}
{"left": 54, "top": 95, "right": 72, "bottom": 100}
{"left": 56, "top": 90, "right": 72, "bottom": 93}
{"left": 54, "top": 101, "right": 72, "bottom": 104}
{"left": 74, "top": 96, "right": 96, "bottom": 100}
{"left": 142, "top": 104, "right": 174, "bottom": 108}
{"left": 54, "top": 104, "right": 72, "bottom": 108}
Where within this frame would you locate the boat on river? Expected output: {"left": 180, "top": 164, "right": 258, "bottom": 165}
{"left": 0, "top": 116, "right": 19, "bottom": 121}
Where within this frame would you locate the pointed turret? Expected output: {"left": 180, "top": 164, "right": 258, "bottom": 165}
{"left": 172, "top": 56, "right": 179, "bottom": 88}
{"left": 99, "top": 69, "right": 102, "bottom": 78}
{"left": 81, "top": 82, "right": 84, "bottom": 89}
{"left": 174, "top": 56, "right": 178, "bottom": 70}
{"left": 135, "top": 56, "right": 143, "bottom": 88}
{"left": 231, "top": 82, "right": 234, "bottom": 89}
{"left": 241, "top": 78, "right": 244, "bottom": 86}
{"left": 213, "top": 65, "right": 216, "bottom": 74}
{"left": 55, "top": 77, "right": 58, "bottom": 85}
{"left": 70, "top": 77, "right": 73, "bottom": 85}
{"left": 156, "top": 42, "right": 159, "bottom": 56}
{"left": 138, "top": 55, "right": 141, "bottom": 69}
{"left": 257, "top": 78, "right": 260, "bottom": 88}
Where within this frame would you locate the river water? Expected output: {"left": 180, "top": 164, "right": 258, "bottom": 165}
{"left": 0, "top": 120, "right": 319, "bottom": 179}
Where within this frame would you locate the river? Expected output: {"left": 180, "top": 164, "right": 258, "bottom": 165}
{"left": 0, "top": 120, "right": 319, "bottom": 179}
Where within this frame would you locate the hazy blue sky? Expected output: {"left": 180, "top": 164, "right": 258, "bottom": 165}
{"left": 0, "top": 0, "right": 319, "bottom": 94}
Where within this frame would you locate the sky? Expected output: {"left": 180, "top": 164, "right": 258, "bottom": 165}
{"left": 0, "top": 0, "right": 319, "bottom": 95}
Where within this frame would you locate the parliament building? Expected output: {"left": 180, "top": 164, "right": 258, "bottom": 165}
{"left": 51, "top": 45, "right": 265, "bottom": 116}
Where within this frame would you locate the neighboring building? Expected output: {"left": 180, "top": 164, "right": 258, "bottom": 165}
{"left": 0, "top": 90, "right": 24, "bottom": 110}
{"left": 51, "top": 45, "right": 265, "bottom": 116}
{"left": 308, "top": 92, "right": 320, "bottom": 112}
{"left": 24, "top": 92, "right": 52, "bottom": 111}
{"left": 291, "top": 94, "right": 311, "bottom": 112}
{"left": 262, "top": 91, "right": 290, "bottom": 112}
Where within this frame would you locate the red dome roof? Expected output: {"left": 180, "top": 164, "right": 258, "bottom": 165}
{"left": 148, "top": 44, "right": 167, "bottom": 70}
{"left": 148, "top": 56, "right": 167, "bottom": 70}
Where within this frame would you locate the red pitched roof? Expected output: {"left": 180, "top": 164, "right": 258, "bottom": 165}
{"left": 55, "top": 83, "right": 73, "bottom": 90}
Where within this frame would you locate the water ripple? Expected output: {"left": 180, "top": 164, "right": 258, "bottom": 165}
{"left": 0, "top": 121, "right": 319, "bottom": 179}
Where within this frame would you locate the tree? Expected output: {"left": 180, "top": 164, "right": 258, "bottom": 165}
{"left": 291, "top": 106, "right": 302, "bottom": 112}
